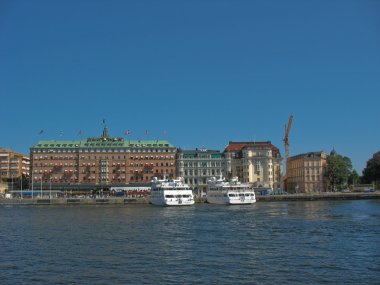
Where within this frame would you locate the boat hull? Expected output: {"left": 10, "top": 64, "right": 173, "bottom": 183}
{"left": 150, "top": 198, "right": 195, "bottom": 206}
{"left": 207, "top": 192, "right": 256, "bottom": 205}
{"left": 149, "top": 189, "right": 195, "bottom": 206}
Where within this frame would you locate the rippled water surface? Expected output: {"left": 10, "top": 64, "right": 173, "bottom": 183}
{"left": 1, "top": 200, "right": 379, "bottom": 284}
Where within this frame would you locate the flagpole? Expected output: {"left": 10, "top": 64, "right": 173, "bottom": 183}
{"left": 124, "top": 130, "right": 131, "bottom": 145}
{"left": 78, "top": 130, "right": 83, "bottom": 143}
{"left": 21, "top": 173, "right": 23, "bottom": 199}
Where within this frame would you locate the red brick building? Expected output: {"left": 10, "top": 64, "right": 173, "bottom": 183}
{"left": 30, "top": 127, "right": 176, "bottom": 192}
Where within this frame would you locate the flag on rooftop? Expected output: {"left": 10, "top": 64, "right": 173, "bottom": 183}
{"left": 39, "top": 130, "right": 44, "bottom": 135}
{"left": 124, "top": 130, "right": 131, "bottom": 135}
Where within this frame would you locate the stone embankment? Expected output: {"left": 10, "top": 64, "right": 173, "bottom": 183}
{"left": 256, "top": 192, "right": 380, "bottom": 202}
{"left": 0, "top": 192, "right": 379, "bottom": 205}
{"left": 0, "top": 197, "right": 149, "bottom": 205}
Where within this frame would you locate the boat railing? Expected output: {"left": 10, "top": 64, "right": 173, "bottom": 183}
{"left": 209, "top": 187, "right": 253, "bottom": 192}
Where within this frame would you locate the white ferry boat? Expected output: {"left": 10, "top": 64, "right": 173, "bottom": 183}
{"left": 206, "top": 176, "right": 256, "bottom": 205}
{"left": 150, "top": 177, "right": 195, "bottom": 206}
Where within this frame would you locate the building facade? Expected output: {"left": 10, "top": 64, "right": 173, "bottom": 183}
{"left": 224, "top": 141, "right": 282, "bottom": 190}
{"left": 286, "top": 151, "right": 327, "bottom": 193}
{"left": 0, "top": 148, "right": 30, "bottom": 193}
{"left": 30, "top": 127, "right": 176, "bottom": 192}
{"left": 176, "top": 149, "right": 225, "bottom": 196}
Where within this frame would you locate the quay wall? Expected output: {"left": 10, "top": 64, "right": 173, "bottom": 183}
{"left": 0, "top": 192, "right": 379, "bottom": 205}
{"left": 0, "top": 197, "right": 149, "bottom": 205}
{"left": 256, "top": 192, "right": 380, "bottom": 202}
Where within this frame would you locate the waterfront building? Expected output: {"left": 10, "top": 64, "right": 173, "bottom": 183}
{"left": 0, "top": 148, "right": 30, "bottom": 193}
{"left": 176, "top": 149, "right": 225, "bottom": 196}
{"left": 286, "top": 151, "right": 327, "bottom": 193}
{"left": 224, "top": 141, "right": 282, "bottom": 190}
{"left": 30, "top": 127, "right": 176, "bottom": 193}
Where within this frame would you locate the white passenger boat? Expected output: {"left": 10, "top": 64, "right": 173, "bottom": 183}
{"left": 206, "top": 176, "right": 256, "bottom": 205}
{"left": 150, "top": 177, "right": 195, "bottom": 206}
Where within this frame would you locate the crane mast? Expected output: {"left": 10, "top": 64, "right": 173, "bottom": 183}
{"left": 283, "top": 114, "right": 293, "bottom": 163}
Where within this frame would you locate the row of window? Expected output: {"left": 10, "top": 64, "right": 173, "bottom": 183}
{"left": 35, "top": 163, "right": 77, "bottom": 167}
{"left": 34, "top": 162, "right": 174, "bottom": 168}
{"left": 184, "top": 178, "right": 208, "bottom": 185}
{"left": 33, "top": 148, "right": 175, "bottom": 154}
{"left": 33, "top": 155, "right": 175, "bottom": 161}
{"left": 33, "top": 176, "right": 78, "bottom": 180}
{"left": 288, "top": 175, "right": 322, "bottom": 182}
{"left": 131, "top": 156, "right": 174, "bottom": 160}
{"left": 184, "top": 169, "right": 221, "bottom": 176}
{"left": 289, "top": 161, "right": 323, "bottom": 168}
{"left": 33, "top": 169, "right": 77, "bottom": 173}
{"left": 182, "top": 154, "right": 223, "bottom": 159}
{"left": 183, "top": 162, "right": 223, "bottom": 167}
{"left": 0, "top": 171, "right": 20, "bottom": 176}
{"left": 290, "top": 169, "right": 321, "bottom": 176}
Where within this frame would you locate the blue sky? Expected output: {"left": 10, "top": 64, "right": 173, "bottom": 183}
{"left": 1, "top": 0, "right": 379, "bottom": 173}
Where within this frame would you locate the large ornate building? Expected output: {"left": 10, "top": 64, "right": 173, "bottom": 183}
{"left": 224, "top": 141, "right": 282, "bottom": 190}
{"left": 286, "top": 151, "right": 327, "bottom": 193}
{"left": 0, "top": 148, "right": 30, "bottom": 193}
{"left": 176, "top": 149, "right": 225, "bottom": 196}
{"left": 30, "top": 127, "right": 176, "bottom": 192}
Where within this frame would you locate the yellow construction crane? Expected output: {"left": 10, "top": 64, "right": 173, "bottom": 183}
{"left": 283, "top": 115, "right": 293, "bottom": 161}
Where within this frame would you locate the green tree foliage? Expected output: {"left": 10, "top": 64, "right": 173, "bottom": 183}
{"left": 325, "top": 154, "right": 352, "bottom": 191}
{"left": 348, "top": 169, "right": 360, "bottom": 186}
{"left": 362, "top": 151, "right": 380, "bottom": 184}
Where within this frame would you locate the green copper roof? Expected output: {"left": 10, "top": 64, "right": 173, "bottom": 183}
{"left": 32, "top": 140, "right": 81, "bottom": 149}
{"left": 32, "top": 139, "right": 175, "bottom": 149}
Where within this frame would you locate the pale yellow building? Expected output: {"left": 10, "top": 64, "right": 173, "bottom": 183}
{"left": 286, "top": 151, "right": 327, "bottom": 193}
{"left": 0, "top": 148, "right": 30, "bottom": 193}
{"left": 224, "top": 141, "right": 282, "bottom": 190}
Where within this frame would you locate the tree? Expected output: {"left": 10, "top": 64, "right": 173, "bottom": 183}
{"left": 362, "top": 151, "right": 380, "bottom": 186}
{"left": 348, "top": 169, "right": 360, "bottom": 186}
{"left": 325, "top": 152, "right": 352, "bottom": 191}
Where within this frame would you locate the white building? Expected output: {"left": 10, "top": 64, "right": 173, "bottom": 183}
{"left": 176, "top": 149, "right": 225, "bottom": 196}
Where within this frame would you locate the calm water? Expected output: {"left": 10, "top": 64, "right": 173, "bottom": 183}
{"left": 1, "top": 200, "right": 379, "bottom": 285}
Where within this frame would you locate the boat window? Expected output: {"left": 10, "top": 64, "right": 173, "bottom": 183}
{"left": 175, "top": 195, "right": 183, "bottom": 198}
{"left": 165, "top": 195, "right": 174, "bottom": 198}
{"left": 228, "top": 194, "right": 236, "bottom": 197}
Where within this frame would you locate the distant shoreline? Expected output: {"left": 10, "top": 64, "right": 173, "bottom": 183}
{"left": 1, "top": 192, "right": 379, "bottom": 205}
